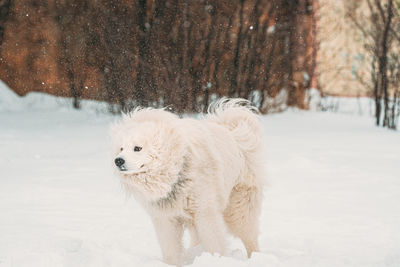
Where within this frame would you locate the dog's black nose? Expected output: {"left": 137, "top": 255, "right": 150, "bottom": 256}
{"left": 115, "top": 157, "right": 125, "bottom": 167}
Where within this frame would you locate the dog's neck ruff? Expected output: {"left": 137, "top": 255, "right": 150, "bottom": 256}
{"left": 152, "top": 156, "right": 190, "bottom": 209}
{"left": 153, "top": 176, "right": 188, "bottom": 209}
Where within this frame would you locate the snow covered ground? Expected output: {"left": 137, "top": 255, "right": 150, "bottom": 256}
{"left": 0, "top": 86, "right": 399, "bottom": 267}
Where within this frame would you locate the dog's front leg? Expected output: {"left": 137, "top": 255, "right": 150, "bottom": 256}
{"left": 152, "top": 216, "right": 184, "bottom": 266}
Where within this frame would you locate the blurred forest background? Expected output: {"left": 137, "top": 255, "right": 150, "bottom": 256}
{"left": 0, "top": 0, "right": 399, "bottom": 127}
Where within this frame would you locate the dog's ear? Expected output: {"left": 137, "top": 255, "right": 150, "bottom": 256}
{"left": 156, "top": 122, "right": 185, "bottom": 158}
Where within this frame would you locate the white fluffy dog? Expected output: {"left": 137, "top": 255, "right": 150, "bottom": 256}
{"left": 111, "top": 98, "right": 265, "bottom": 266}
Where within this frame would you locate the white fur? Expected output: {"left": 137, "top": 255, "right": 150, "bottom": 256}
{"left": 110, "top": 98, "right": 265, "bottom": 266}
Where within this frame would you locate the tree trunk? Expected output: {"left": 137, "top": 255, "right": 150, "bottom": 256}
{"left": 380, "top": 0, "right": 393, "bottom": 127}
{"left": 0, "top": 0, "right": 11, "bottom": 49}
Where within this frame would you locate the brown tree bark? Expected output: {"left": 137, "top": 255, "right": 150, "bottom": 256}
{"left": 0, "top": 0, "right": 318, "bottom": 113}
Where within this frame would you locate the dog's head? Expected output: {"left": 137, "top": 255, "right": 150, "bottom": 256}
{"left": 112, "top": 121, "right": 159, "bottom": 175}
{"left": 110, "top": 108, "right": 186, "bottom": 200}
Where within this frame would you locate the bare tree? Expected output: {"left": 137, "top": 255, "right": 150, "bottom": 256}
{"left": 55, "top": 0, "right": 90, "bottom": 109}
{"left": 348, "top": 0, "right": 400, "bottom": 129}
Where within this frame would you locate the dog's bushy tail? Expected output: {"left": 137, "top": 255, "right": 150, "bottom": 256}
{"left": 207, "top": 98, "right": 263, "bottom": 156}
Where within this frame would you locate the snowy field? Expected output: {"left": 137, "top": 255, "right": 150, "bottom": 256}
{"left": 1, "top": 86, "right": 400, "bottom": 267}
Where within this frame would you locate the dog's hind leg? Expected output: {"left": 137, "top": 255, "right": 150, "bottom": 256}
{"left": 223, "top": 184, "right": 262, "bottom": 257}
{"left": 194, "top": 207, "right": 227, "bottom": 256}
{"left": 188, "top": 224, "right": 200, "bottom": 247}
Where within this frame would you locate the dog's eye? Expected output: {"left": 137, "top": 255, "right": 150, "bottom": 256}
{"left": 134, "top": 146, "right": 142, "bottom": 152}
{"left": 120, "top": 147, "right": 123, "bottom": 151}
